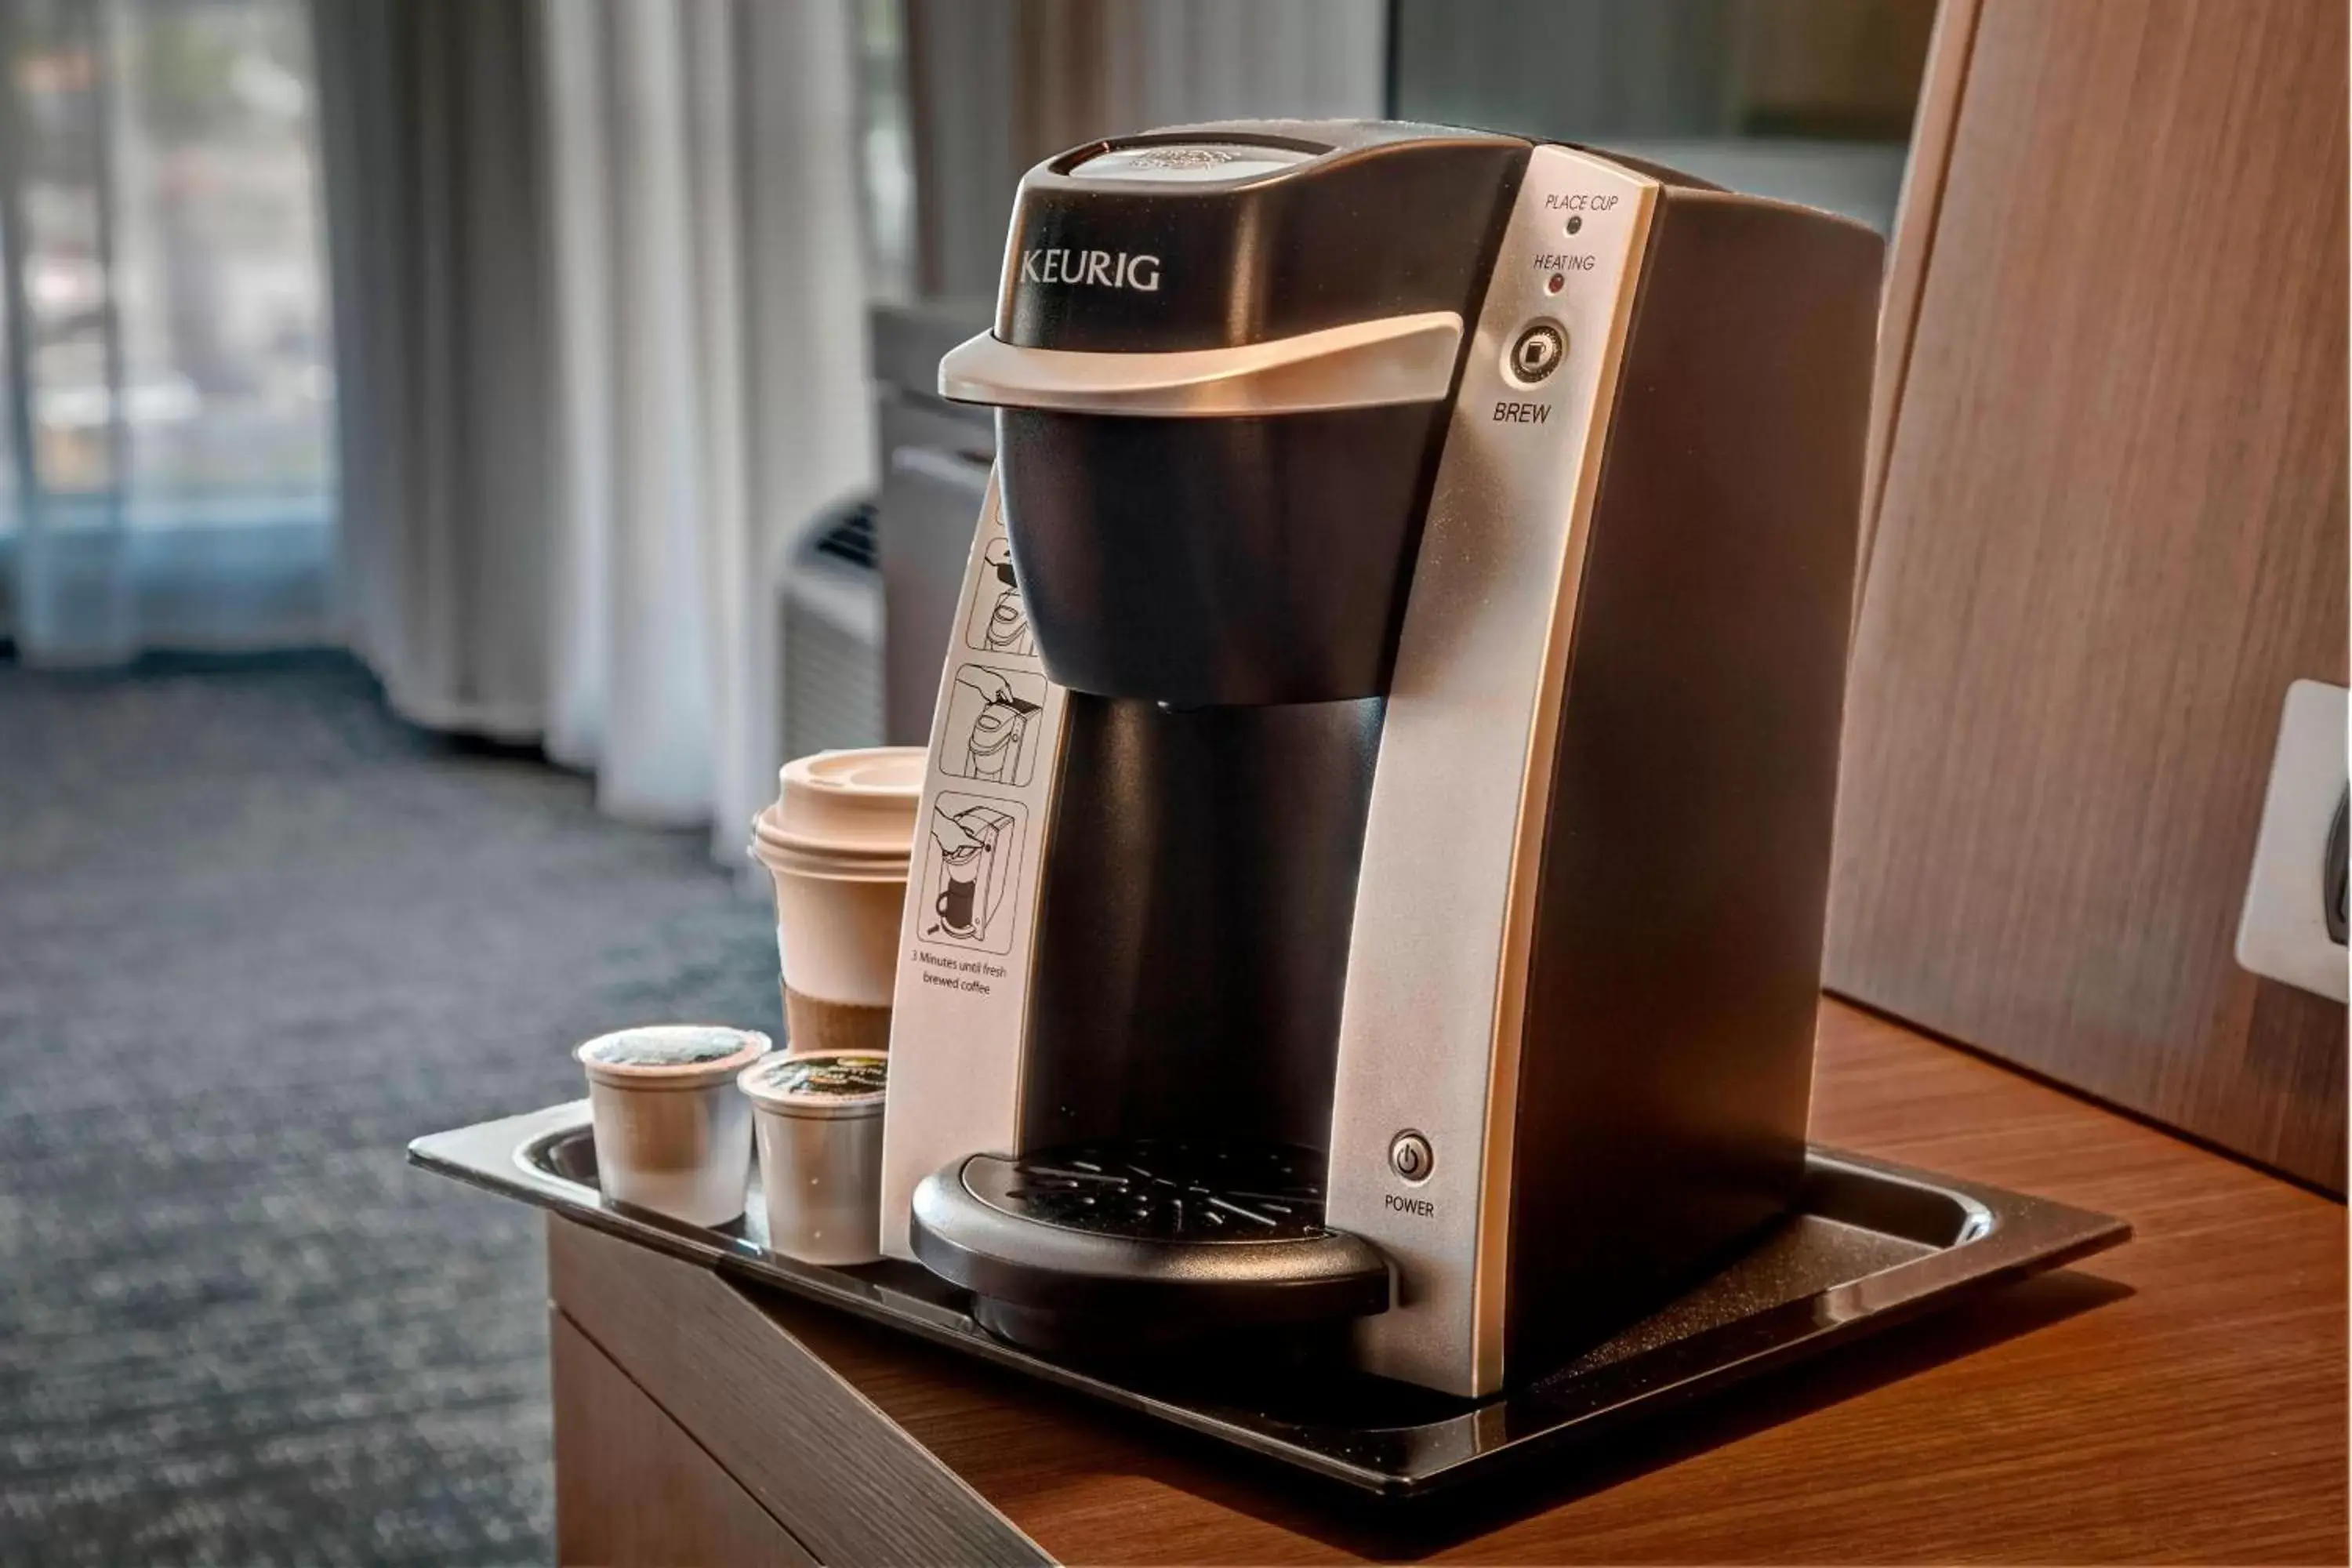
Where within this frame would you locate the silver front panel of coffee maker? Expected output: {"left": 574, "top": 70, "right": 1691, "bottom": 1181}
{"left": 1323, "top": 147, "right": 1662, "bottom": 1398}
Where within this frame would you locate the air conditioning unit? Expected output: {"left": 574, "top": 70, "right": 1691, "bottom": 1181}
{"left": 776, "top": 499, "right": 884, "bottom": 762}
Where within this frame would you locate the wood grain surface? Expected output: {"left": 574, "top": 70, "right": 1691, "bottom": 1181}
{"left": 548, "top": 1220, "right": 1051, "bottom": 1566}
{"left": 1853, "top": 0, "right": 1979, "bottom": 620}
{"left": 550, "top": 1312, "right": 818, "bottom": 1567}
{"left": 721, "top": 1001, "right": 2346, "bottom": 1564}
{"left": 1828, "top": 0, "right": 2350, "bottom": 1189}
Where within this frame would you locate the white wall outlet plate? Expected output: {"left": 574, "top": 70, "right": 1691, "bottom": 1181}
{"left": 2235, "top": 679, "right": 2349, "bottom": 1003}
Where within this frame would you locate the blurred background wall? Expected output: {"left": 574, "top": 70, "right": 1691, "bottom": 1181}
{"left": 893, "top": 0, "right": 1387, "bottom": 301}
{"left": 1394, "top": 0, "right": 1931, "bottom": 230}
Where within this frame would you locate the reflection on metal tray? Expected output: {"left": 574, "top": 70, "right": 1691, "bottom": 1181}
{"left": 408, "top": 1102, "right": 2128, "bottom": 1496}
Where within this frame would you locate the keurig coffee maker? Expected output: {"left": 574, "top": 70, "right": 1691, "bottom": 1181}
{"left": 881, "top": 121, "right": 1882, "bottom": 1399}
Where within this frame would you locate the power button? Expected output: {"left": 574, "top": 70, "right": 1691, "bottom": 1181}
{"left": 1389, "top": 1130, "right": 1434, "bottom": 1184}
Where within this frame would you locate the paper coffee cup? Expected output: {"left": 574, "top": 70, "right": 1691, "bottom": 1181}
{"left": 751, "top": 748, "right": 924, "bottom": 1054}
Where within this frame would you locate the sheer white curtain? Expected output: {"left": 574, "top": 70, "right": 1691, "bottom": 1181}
{"left": 314, "top": 0, "right": 872, "bottom": 857}
{"left": 540, "top": 0, "right": 873, "bottom": 843}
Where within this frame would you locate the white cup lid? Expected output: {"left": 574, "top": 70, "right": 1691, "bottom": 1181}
{"left": 773, "top": 748, "right": 925, "bottom": 852}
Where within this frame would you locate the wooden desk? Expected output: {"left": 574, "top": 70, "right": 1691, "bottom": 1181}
{"left": 546, "top": 1001, "right": 2347, "bottom": 1564}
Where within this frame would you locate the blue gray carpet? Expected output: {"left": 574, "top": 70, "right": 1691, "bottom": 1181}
{"left": 0, "top": 652, "right": 779, "bottom": 1566}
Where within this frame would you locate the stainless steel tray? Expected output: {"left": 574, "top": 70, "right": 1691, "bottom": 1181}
{"left": 410, "top": 1102, "right": 2128, "bottom": 1496}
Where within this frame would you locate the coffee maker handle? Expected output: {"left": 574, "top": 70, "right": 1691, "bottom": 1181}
{"left": 937, "top": 312, "right": 1464, "bottom": 419}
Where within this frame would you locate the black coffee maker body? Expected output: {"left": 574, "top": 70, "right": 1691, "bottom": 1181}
{"left": 881, "top": 122, "right": 1882, "bottom": 1398}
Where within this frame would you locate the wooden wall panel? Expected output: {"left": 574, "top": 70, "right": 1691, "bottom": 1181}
{"left": 1829, "top": 0, "right": 2348, "bottom": 1189}
{"left": 1853, "top": 0, "right": 1980, "bottom": 620}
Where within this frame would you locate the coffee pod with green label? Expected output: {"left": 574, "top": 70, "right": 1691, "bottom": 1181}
{"left": 739, "top": 1049, "right": 887, "bottom": 1266}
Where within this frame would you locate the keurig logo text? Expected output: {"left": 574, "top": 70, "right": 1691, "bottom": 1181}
{"left": 1019, "top": 249, "right": 1161, "bottom": 291}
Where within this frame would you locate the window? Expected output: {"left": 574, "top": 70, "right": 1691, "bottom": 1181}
{"left": 0, "top": 0, "right": 333, "bottom": 655}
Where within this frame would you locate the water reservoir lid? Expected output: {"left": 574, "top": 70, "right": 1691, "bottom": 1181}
{"left": 1066, "top": 140, "right": 1317, "bottom": 184}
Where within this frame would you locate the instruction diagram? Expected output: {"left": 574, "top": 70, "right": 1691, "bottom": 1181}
{"left": 937, "top": 663, "right": 1045, "bottom": 786}
{"left": 920, "top": 793, "right": 1025, "bottom": 953}
{"left": 964, "top": 536, "right": 1035, "bottom": 657}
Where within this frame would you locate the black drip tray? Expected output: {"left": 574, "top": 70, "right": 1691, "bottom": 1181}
{"left": 412, "top": 1102, "right": 2127, "bottom": 1496}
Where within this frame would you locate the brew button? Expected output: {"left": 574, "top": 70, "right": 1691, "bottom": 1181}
{"left": 1389, "top": 1131, "right": 1434, "bottom": 1182}
{"left": 1508, "top": 322, "right": 1565, "bottom": 383}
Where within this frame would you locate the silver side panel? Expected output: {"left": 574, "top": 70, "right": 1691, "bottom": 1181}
{"left": 1325, "top": 147, "right": 1659, "bottom": 1397}
{"left": 879, "top": 475, "right": 1066, "bottom": 1259}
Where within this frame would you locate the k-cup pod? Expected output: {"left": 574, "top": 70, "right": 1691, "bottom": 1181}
{"left": 751, "top": 748, "right": 924, "bottom": 1054}
{"left": 575, "top": 1025, "right": 770, "bottom": 1226}
{"left": 739, "top": 1050, "right": 887, "bottom": 1266}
